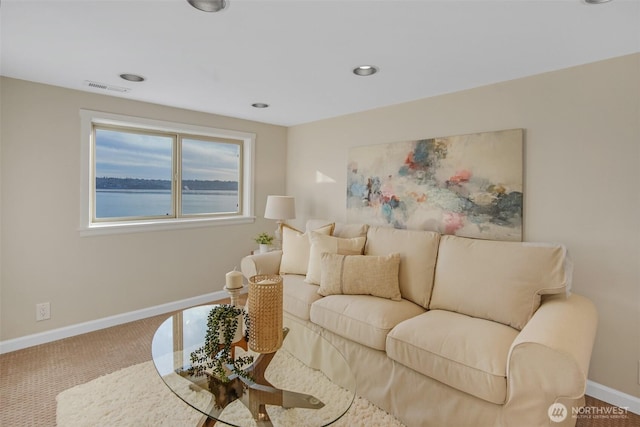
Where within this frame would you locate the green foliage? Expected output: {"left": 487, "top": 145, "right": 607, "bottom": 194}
{"left": 188, "top": 305, "right": 254, "bottom": 383}
{"left": 96, "top": 177, "right": 238, "bottom": 191}
{"left": 254, "top": 232, "right": 274, "bottom": 245}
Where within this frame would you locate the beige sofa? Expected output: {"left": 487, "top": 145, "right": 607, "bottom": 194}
{"left": 241, "top": 221, "right": 598, "bottom": 427}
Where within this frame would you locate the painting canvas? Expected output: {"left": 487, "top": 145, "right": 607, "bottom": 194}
{"left": 347, "top": 129, "right": 523, "bottom": 241}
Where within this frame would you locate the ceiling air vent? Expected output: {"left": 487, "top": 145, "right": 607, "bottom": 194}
{"left": 84, "top": 80, "right": 131, "bottom": 93}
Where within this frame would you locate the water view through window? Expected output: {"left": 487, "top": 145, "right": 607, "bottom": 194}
{"left": 94, "top": 127, "right": 240, "bottom": 220}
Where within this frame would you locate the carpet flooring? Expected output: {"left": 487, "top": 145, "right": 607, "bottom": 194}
{"left": 56, "top": 356, "right": 403, "bottom": 426}
{"left": 1, "top": 299, "right": 638, "bottom": 426}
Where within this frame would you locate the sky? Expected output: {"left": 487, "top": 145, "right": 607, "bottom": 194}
{"left": 95, "top": 128, "right": 240, "bottom": 182}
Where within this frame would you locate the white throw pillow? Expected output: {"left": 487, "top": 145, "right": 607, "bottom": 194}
{"left": 305, "top": 232, "right": 366, "bottom": 285}
{"left": 279, "top": 223, "right": 334, "bottom": 275}
{"left": 319, "top": 253, "right": 402, "bottom": 301}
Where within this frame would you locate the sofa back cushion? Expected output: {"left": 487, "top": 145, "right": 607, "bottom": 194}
{"left": 333, "top": 223, "right": 369, "bottom": 238}
{"left": 305, "top": 219, "right": 369, "bottom": 239}
{"left": 364, "top": 226, "right": 441, "bottom": 308}
{"left": 429, "top": 235, "right": 571, "bottom": 330}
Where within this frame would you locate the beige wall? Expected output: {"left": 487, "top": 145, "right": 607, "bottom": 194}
{"left": 0, "top": 77, "right": 287, "bottom": 340}
{"left": 287, "top": 54, "right": 640, "bottom": 398}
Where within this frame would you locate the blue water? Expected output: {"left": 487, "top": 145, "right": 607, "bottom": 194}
{"left": 96, "top": 189, "right": 238, "bottom": 218}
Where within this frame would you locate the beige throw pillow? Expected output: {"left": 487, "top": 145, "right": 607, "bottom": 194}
{"left": 305, "top": 232, "right": 366, "bottom": 285}
{"left": 279, "top": 223, "right": 334, "bottom": 275}
{"left": 319, "top": 253, "right": 402, "bottom": 301}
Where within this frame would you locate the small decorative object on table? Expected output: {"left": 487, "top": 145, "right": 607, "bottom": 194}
{"left": 254, "top": 232, "right": 274, "bottom": 254}
{"left": 224, "top": 267, "right": 243, "bottom": 307}
{"left": 248, "top": 274, "right": 283, "bottom": 353}
{"left": 188, "top": 304, "right": 253, "bottom": 384}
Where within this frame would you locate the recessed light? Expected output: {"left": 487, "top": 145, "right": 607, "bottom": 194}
{"left": 353, "top": 65, "right": 379, "bottom": 76}
{"left": 252, "top": 103, "right": 269, "bottom": 108}
{"left": 119, "top": 73, "right": 145, "bottom": 82}
{"left": 187, "top": 0, "right": 228, "bottom": 12}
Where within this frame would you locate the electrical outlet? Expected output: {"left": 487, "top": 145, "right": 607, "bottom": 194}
{"left": 36, "top": 302, "right": 50, "bottom": 321}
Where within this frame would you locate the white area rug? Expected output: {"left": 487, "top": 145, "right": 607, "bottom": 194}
{"left": 56, "top": 352, "right": 405, "bottom": 427}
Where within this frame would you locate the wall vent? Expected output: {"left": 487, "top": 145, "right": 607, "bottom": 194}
{"left": 84, "top": 80, "right": 131, "bottom": 93}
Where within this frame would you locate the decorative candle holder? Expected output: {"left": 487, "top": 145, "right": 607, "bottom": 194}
{"left": 247, "top": 274, "right": 283, "bottom": 353}
{"left": 224, "top": 285, "right": 243, "bottom": 307}
{"left": 225, "top": 267, "right": 244, "bottom": 307}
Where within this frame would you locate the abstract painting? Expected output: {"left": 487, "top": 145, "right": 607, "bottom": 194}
{"left": 347, "top": 129, "right": 523, "bottom": 241}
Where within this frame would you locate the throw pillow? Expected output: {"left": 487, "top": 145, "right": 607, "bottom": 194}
{"left": 305, "top": 232, "right": 366, "bottom": 285}
{"left": 279, "top": 223, "right": 334, "bottom": 275}
{"left": 319, "top": 253, "right": 402, "bottom": 301}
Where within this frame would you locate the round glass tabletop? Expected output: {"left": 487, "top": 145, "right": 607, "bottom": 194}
{"left": 151, "top": 304, "right": 356, "bottom": 426}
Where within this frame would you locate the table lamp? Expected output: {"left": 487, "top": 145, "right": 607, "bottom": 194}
{"left": 264, "top": 195, "right": 296, "bottom": 249}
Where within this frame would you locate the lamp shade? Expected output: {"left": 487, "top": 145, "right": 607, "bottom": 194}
{"left": 264, "top": 196, "right": 296, "bottom": 220}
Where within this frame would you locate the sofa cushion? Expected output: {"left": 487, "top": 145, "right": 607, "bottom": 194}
{"left": 318, "top": 253, "right": 402, "bottom": 300}
{"left": 386, "top": 309, "right": 519, "bottom": 405}
{"left": 279, "top": 223, "right": 334, "bottom": 275}
{"left": 364, "top": 226, "right": 440, "bottom": 308}
{"left": 305, "top": 232, "right": 366, "bottom": 285}
{"left": 282, "top": 274, "right": 323, "bottom": 321}
{"left": 305, "top": 220, "right": 369, "bottom": 239}
{"left": 310, "top": 295, "right": 425, "bottom": 350}
{"left": 429, "top": 235, "right": 571, "bottom": 330}
{"left": 333, "top": 223, "right": 369, "bottom": 238}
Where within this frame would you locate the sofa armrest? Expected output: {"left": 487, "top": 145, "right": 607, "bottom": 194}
{"left": 240, "top": 250, "right": 283, "bottom": 279}
{"left": 503, "top": 293, "right": 597, "bottom": 426}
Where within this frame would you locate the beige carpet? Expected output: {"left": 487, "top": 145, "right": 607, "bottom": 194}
{"left": 56, "top": 352, "right": 404, "bottom": 427}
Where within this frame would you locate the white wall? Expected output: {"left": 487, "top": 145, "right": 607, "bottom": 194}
{"left": 0, "top": 77, "right": 287, "bottom": 341}
{"left": 287, "top": 54, "right": 640, "bottom": 398}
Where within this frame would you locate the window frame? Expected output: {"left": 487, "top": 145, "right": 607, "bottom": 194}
{"left": 80, "top": 109, "right": 255, "bottom": 236}
{"left": 176, "top": 133, "right": 244, "bottom": 219}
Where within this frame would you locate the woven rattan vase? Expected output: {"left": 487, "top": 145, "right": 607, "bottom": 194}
{"left": 248, "top": 274, "right": 283, "bottom": 353}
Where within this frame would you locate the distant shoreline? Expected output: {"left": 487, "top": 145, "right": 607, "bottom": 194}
{"left": 96, "top": 177, "right": 238, "bottom": 191}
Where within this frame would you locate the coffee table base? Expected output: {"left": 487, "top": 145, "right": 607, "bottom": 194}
{"left": 194, "top": 329, "right": 324, "bottom": 426}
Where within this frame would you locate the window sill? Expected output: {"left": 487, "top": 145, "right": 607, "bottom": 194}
{"left": 79, "top": 215, "right": 256, "bottom": 237}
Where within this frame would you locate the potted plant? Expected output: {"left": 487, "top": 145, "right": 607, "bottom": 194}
{"left": 189, "top": 304, "right": 254, "bottom": 384}
{"left": 254, "top": 232, "right": 274, "bottom": 253}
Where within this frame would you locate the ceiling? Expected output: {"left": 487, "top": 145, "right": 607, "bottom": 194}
{"left": 1, "top": 0, "right": 638, "bottom": 127}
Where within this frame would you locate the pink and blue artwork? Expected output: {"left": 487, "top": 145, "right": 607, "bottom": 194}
{"left": 347, "top": 129, "right": 523, "bottom": 241}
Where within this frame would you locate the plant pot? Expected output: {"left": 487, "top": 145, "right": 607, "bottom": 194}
{"left": 218, "top": 313, "right": 244, "bottom": 344}
{"left": 259, "top": 244, "right": 269, "bottom": 254}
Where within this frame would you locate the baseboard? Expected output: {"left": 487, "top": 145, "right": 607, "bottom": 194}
{"left": 0, "top": 290, "right": 242, "bottom": 354}
{"left": 587, "top": 380, "right": 640, "bottom": 415}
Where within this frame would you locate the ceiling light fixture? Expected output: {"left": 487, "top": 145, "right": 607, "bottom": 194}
{"left": 119, "top": 73, "right": 145, "bottom": 82}
{"left": 583, "top": 0, "right": 612, "bottom": 4}
{"left": 252, "top": 103, "right": 269, "bottom": 109}
{"left": 353, "top": 65, "right": 379, "bottom": 77}
{"left": 187, "top": 0, "right": 228, "bottom": 12}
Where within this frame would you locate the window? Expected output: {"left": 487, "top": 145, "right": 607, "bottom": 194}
{"left": 80, "top": 110, "right": 255, "bottom": 235}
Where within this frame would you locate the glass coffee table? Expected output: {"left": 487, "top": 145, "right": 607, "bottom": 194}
{"left": 152, "top": 305, "right": 356, "bottom": 426}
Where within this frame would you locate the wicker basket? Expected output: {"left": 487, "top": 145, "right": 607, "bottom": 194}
{"left": 248, "top": 274, "right": 283, "bottom": 353}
